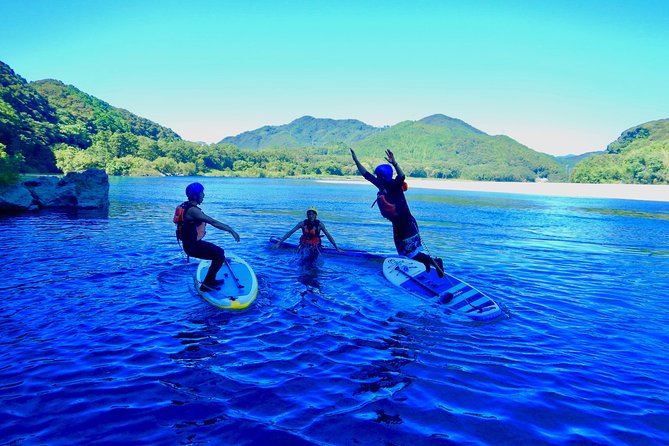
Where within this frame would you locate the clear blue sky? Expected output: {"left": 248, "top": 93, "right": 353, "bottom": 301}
{"left": 2, "top": 0, "right": 667, "bottom": 155}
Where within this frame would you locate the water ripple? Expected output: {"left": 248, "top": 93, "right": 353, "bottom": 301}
{"left": 1, "top": 178, "right": 668, "bottom": 445}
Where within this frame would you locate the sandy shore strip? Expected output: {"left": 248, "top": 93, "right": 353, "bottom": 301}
{"left": 318, "top": 179, "right": 669, "bottom": 203}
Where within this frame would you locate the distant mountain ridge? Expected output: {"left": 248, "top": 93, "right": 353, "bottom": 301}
{"left": 606, "top": 118, "right": 669, "bottom": 154}
{"left": 219, "top": 114, "right": 487, "bottom": 149}
{"left": 2, "top": 59, "right": 666, "bottom": 183}
{"left": 556, "top": 151, "right": 604, "bottom": 174}
{"left": 220, "top": 115, "right": 381, "bottom": 149}
{"left": 220, "top": 113, "right": 569, "bottom": 181}
{"left": 416, "top": 114, "right": 485, "bottom": 134}
{"left": 571, "top": 118, "right": 669, "bottom": 183}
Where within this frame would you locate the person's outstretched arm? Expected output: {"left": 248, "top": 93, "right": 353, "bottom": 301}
{"left": 273, "top": 222, "right": 303, "bottom": 248}
{"left": 189, "top": 207, "right": 240, "bottom": 242}
{"left": 385, "top": 149, "right": 405, "bottom": 178}
{"left": 350, "top": 149, "right": 369, "bottom": 176}
{"left": 320, "top": 223, "right": 342, "bottom": 252}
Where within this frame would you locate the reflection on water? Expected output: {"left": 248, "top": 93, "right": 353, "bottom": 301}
{"left": 1, "top": 176, "right": 668, "bottom": 445}
{"left": 579, "top": 206, "right": 669, "bottom": 220}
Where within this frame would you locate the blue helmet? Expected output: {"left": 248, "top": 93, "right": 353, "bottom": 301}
{"left": 374, "top": 164, "right": 393, "bottom": 179}
{"left": 185, "top": 182, "right": 204, "bottom": 200}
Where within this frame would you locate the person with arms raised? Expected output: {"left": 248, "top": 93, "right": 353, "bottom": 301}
{"left": 350, "top": 149, "right": 444, "bottom": 277}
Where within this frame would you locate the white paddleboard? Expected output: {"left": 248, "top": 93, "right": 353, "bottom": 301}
{"left": 195, "top": 254, "right": 258, "bottom": 310}
{"left": 383, "top": 257, "right": 502, "bottom": 321}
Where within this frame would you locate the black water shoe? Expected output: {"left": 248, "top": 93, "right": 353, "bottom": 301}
{"left": 200, "top": 283, "right": 221, "bottom": 292}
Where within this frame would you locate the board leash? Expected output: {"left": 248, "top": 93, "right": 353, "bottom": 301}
{"left": 176, "top": 238, "right": 190, "bottom": 263}
{"left": 412, "top": 220, "right": 445, "bottom": 278}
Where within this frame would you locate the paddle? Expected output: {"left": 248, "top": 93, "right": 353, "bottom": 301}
{"left": 225, "top": 257, "right": 245, "bottom": 289}
{"left": 393, "top": 265, "right": 454, "bottom": 304}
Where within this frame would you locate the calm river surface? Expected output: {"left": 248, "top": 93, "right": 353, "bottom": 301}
{"left": 2, "top": 176, "right": 668, "bottom": 445}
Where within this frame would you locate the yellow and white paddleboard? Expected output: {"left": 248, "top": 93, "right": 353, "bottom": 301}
{"left": 195, "top": 254, "right": 258, "bottom": 310}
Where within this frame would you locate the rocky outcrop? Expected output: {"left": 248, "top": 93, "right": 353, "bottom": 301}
{"left": 0, "top": 184, "right": 37, "bottom": 212}
{"left": 0, "top": 169, "right": 109, "bottom": 213}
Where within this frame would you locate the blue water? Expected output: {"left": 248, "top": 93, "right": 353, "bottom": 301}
{"left": 2, "top": 177, "right": 669, "bottom": 445}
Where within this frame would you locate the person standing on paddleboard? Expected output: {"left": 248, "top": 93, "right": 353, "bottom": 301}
{"left": 273, "top": 207, "right": 342, "bottom": 264}
{"left": 174, "top": 182, "right": 240, "bottom": 292}
{"left": 351, "top": 148, "right": 444, "bottom": 278}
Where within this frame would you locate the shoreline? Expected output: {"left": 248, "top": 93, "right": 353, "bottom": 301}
{"left": 317, "top": 178, "right": 669, "bottom": 203}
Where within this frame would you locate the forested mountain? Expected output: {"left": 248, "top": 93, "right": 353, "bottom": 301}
{"left": 2, "top": 60, "right": 667, "bottom": 184}
{"left": 1, "top": 61, "right": 61, "bottom": 173}
{"left": 556, "top": 152, "right": 602, "bottom": 177}
{"left": 571, "top": 119, "right": 669, "bottom": 184}
{"left": 32, "top": 79, "right": 181, "bottom": 142}
{"left": 0, "top": 60, "right": 181, "bottom": 176}
{"left": 220, "top": 115, "right": 381, "bottom": 149}
{"left": 222, "top": 114, "right": 568, "bottom": 181}
{"left": 355, "top": 115, "right": 566, "bottom": 181}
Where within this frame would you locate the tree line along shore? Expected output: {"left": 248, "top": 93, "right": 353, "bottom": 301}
{"left": 2, "top": 60, "right": 668, "bottom": 188}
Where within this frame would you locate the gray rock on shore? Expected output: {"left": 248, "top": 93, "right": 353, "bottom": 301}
{"left": 0, "top": 168, "right": 109, "bottom": 213}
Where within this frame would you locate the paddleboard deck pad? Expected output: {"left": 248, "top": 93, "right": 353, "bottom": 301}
{"left": 383, "top": 257, "right": 502, "bottom": 321}
{"left": 195, "top": 254, "right": 258, "bottom": 310}
{"left": 269, "top": 236, "right": 384, "bottom": 259}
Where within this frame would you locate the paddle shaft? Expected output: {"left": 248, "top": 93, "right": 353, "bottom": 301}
{"left": 394, "top": 266, "right": 440, "bottom": 296}
{"left": 393, "top": 265, "right": 458, "bottom": 305}
{"left": 225, "top": 258, "right": 245, "bottom": 289}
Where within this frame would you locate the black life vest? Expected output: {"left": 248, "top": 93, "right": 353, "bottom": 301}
{"left": 375, "top": 182, "right": 408, "bottom": 220}
{"left": 173, "top": 202, "right": 206, "bottom": 242}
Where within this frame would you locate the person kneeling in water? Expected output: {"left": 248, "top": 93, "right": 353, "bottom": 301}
{"left": 351, "top": 148, "right": 444, "bottom": 277}
{"left": 175, "top": 182, "right": 240, "bottom": 291}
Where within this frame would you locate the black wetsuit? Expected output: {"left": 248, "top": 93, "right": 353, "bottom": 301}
{"left": 363, "top": 171, "right": 421, "bottom": 256}
{"left": 181, "top": 203, "right": 225, "bottom": 285}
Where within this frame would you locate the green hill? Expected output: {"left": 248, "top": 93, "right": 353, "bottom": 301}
{"left": 556, "top": 151, "right": 602, "bottom": 177}
{"left": 220, "top": 115, "right": 381, "bottom": 149}
{"left": 223, "top": 113, "right": 568, "bottom": 181}
{"left": 355, "top": 114, "right": 568, "bottom": 181}
{"left": 3, "top": 59, "right": 667, "bottom": 184}
{"left": 32, "top": 79, "right": 181, "bottom": 142}
{"left": 0, "top": 61, "right": 60, "bottom": 172}
{"left": 571, "top": 119, "right": 669, "bottom": 184}
{"left": 0, "top": 60, "right": 181, "bottom": 174}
